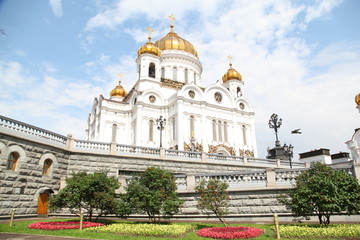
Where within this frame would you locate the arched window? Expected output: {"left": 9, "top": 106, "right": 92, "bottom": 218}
{"left": 185, "top": 69, "right": 188, "bottom": 83}
{"left": 237, "top": 87, "right": 242, "bottom": 97}
{"left": 149, "top": 63, "right": 155, "bottom": 78}
{"left": 224, "top": 122, "right": 228, "bottom": 142}
{"left": 190, "top": 115, "right": 195, "bottom": 138}
{"left": 161, "top": 67, "right": 165, "bottom": 78}
{"left": 242, "top": 125, "right": 247, "bottom": 145}
{"left": 172, "top": 117, "right": 176, "bottom": 140}
{"left": 42, "top": 159, "right": 53, "bottom": 176}
{"left": 218, "top": 121, "right": 223, "bottom": 142}
{"left": 173, "top": 67, "right": 177, "bottom": 80}
{"left": 7, "top": 152, "right": 19, "bottom": 171}
{"left": 212, "top": 120, "right": 217, "bottom": 141}
{"left": 149, "top": 120, "right": 154, "bottom": 142}
{"left": 111, "top": 124, "right": 117, "bottom": 143}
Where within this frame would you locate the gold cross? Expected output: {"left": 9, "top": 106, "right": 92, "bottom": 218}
{"left": 146, "top": 27, "right": 154, "bottom": 39}
{"left": 117, "top": 73, "right": 123, "bottom": 84}
{"left": 227, "top": 55, "right": 233, "bottom": 64}
{"left": 168, "top": 14, "right": 176, "bottom": 26}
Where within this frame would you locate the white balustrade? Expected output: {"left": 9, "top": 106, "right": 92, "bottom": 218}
{"left": 75, "top": 140, "right": 110, "bottom": 152}
{"left": 116, "top": 144, "right": 160, "bottom": 156}
{"left": 0, "top": 115, "right": 67, "bottom": 145}
{"left": 206, "top": 153, "right": 244, "bottom": 163}
{"left": 165, "top": 149, "right": 202, "bottom": 159}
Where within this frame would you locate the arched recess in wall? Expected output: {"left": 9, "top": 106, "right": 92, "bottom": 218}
{"left": 39, "top": 153, "right": 58, "bottom": 177}
{"left": 3, "top": 144, "right": 26, "bottom": 172}
{"left": 149, "top": 62, "right": 156, "bottom": 78}
{"left": 217, "top": 147, "right": 231, "bottom": 156}
{"left": 34, "top": 187, "right": 55, "bottom": 216}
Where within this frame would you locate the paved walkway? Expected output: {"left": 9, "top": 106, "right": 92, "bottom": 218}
{"left": 0, "top": 233, "right": 95, "bottom": 240}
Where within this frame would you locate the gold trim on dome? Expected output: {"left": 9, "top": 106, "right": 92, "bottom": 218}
{"left": 154, "top": 23, "right": 199, "bottom": 59}
{"left": 137, "top": 28, "right": 161, "bottom": 57}
{"left": 356, "top": 92, "right": 360, "bottom": 106}
{"left": 222, "top": 58, "right": 242, "bottom": 83}
{"left": 110, "top": 79, "right": 127, "bottom": 97}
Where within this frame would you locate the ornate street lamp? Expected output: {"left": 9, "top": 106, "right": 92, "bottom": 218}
{"left": 283, "top": 143, "right": 294, "bottom": 168}
{"left": 156, "top": 115, "right": 166, "bottom": 148}
{"left": 268, "top": 113, "right": 282, "bottom": 147}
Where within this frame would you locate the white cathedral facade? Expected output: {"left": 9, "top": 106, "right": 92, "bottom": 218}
{"left": 86, "top": 23, "right": 257, "bottom": 157}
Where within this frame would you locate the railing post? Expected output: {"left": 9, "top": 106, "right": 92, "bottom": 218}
{"left": 276, "top": 159, "right": 281, "bottom": 167}
{"left": 66, "top": 133, "right": 75, "bottom": 150}
{"left": 159, "top": 147, "right": 165, "bottom": 158}
{"left": 305, "top": 161, "right": 310, "bottom": 168}
{"left": 266, "top": 168, "right": 277, "bottom": 187}
{"left": 243, "top": 157, "right": 248, "bottom": 165}
{"left": 110, "top": 142, "right": 117, "bottom": 155}
{"left": 201, "top": 152, "right": 206, "bottom": 161}
{"left": 186, "top": 174, "right": 196, "bottom": 191}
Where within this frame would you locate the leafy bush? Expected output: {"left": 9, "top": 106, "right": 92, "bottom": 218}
{"left": 85, "top": 223, "right": 193, "bottom": 237}
{"left": 197, "top": 226, "right": 263, "bottom": 239}
{"left": 28, "top": 221, "right": 104, "bottom": 230}
{"left": 280, "top": 224, "right": 360, "bottom": 238}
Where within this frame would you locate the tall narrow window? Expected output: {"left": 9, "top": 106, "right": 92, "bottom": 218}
{"left": 242, "top": 125, "right": 247, "bottom": 145}
{"left": 149, "top": 63, "right": 155, "bottom": 78}
{"left": 224, "top": 122, "right": 228, "bottom": 142}
{"left": 42, "top": 159, "right": 53, "bottom": 176}
{"left": 194, "top": 72, "right": 196, "bottom": 84}
{"left": 138, "top": 64, "right": 141, "bottom": 80}
{"left": 218, "top": 121, "right": 223, "bottom": 142}
{"left": 111, "top": 124, "right": 117, "bottom": 143}
{"left": 7, "top": 152, "right": 19, "bottom": 171}
{"left": 185, "top": 69, "right": 188, "bottom": 83}
{"left": 212, "top": 120, "right": 217, "bottom": 141}
{"left": 161, "top": 67, "right": 165, "bottom": 78}
{"left": 149, "top": 120, "right": 154, "bottom": 142}
{"left": 173, "top": 67, "right": 177, "bottom": 80}
{"left": 190, "top": 115, "right": 195, "bottom": 138}
{"left": 172, "top": 117, "right": 176, "bottom": 140}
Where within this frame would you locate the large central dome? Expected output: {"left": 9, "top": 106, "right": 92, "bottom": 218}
{"left": 154, "top": 26, "right": 199, "bottom": 59}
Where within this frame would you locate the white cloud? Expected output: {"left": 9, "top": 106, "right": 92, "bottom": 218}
{"left": 49, "top": 0, "right": 63, "bottom": 17}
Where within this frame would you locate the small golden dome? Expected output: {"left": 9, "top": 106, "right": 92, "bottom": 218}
{"left": 356, "top": 92, "right": 360, "bottom": 106}
{"left": 137, "top": 37, "right": 161, "bottom": 57}
{"left": 154, "top": 26, "right": 199, "bottom": 58}
{"left": 110, "top": 81, "right": 127, "bottom": 97}
{"left": 222, "top": 63, "right": 242, "bottom": 83}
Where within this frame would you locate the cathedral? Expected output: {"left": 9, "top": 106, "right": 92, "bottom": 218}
{"left": 86, "top": 21, "right": 257, "bottom": 157}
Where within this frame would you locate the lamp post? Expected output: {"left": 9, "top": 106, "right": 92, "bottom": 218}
{"left": 283, "top": 143, "right": 294, "bottom": 169}
{"left": 156, "top": 115, "right": 166, "bottom": 148}
{"left": 268, "top": 113, "right": 282, "bottom": 147}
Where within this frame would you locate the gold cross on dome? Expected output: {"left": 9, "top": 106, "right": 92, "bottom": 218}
{"left": 117, "top": 73, "right": 123, "bottom": 84}
{"left": 227, "top": 55, "right": 233, "bottom": 64}
{"left": 146, "top": 27, "right": 154, "bottom": 39}
{"left": 168, "top": 14, "right": 176, "bottom": 26}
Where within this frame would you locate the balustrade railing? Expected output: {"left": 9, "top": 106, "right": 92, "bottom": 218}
{"left": 275, "top": 169, "right": 304, "bottom": 185}
{"left": 206, "top": 153, "right": 244, "bottom": 163}
{"left": 165, "top": 149, "right": 201, "bottom": 159}
{"left": 75, "top": 140, "right": 110, "bottom": 152}
{"left": 116, "top": 144, "right": 160, "bottom": 156}
{"left": 0, "top": 115, "right": 67, "bottom": 145}
{"left": 195, "top": 171, "right": 267, "bottom": 188}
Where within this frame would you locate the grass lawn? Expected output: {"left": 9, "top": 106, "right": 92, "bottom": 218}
{"left": 0, "top": 218, "right": 355, "bottom": 240}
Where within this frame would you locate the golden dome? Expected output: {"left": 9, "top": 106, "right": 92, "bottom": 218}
{"left": 356, "top": 92, "right": 360, "bottom": 106}
{"left": 110, "top": 81, "right": 127, "bottom": 97}
{"left": 222, "top": 63, "right": 242, "bottom": 83}
{"left": 154, "top": 26, "right": 199, "bottom": 58}
{"left": 137, "top": 37, "right": 161, "bottom": 57}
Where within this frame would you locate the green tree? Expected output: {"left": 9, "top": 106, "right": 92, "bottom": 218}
{"left": 195, "top": 178, "right": 230, "bottom": 226}
{"left": 279, "top": 162, "right": 360, "bottom": 226}
{"left": 124, "top": 167, "right": 183, "bottom": 222}
{"left": 50, "top": 171, "right": 120, "bottom": 221}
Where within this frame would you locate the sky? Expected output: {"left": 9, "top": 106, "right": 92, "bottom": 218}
{"left": 0, "top": 0, "right": 359, "bottom": 159}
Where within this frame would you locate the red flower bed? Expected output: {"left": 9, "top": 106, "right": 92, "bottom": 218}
{"left": 28, "top": 221, "right": 104, "bottom": 230}
{"left": 197, "top": 226, "right": 263, "bottom": 239}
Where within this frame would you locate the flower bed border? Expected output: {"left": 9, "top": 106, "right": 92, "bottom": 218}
{"left": 28, "top": 221, "right": 104, "bottom": 230}
{"left": 197, "top": 226, "right": 263, "bottom": 239}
